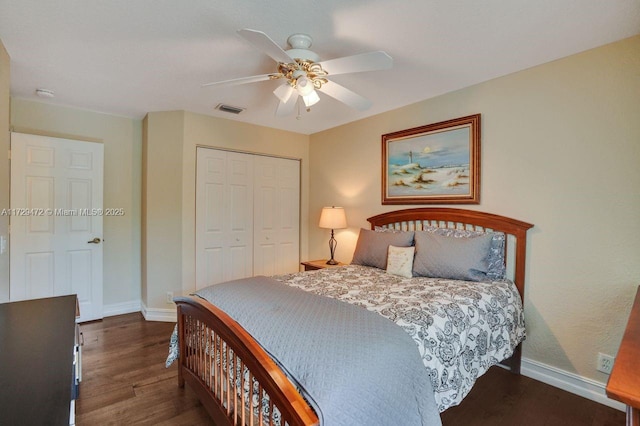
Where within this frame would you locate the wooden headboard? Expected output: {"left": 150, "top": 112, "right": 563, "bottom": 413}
{"left": 367, "top": 208, "right": 534, "bottom": 299}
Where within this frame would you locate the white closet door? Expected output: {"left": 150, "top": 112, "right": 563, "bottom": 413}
{"left": 253, "top": 156, "right": 300, "bottom": 276}
{"left": 226, "top": 152, "right": 254, "bottom": 280}
{"left": 196, "top": 148, "right": 253, "bottom": 289}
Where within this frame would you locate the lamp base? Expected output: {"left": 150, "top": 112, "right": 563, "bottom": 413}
{"left": 326, "top": 229, "right": 339, "bottom": 266}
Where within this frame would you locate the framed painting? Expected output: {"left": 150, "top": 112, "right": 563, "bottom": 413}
{"left": 381, "top": 114, "right": 481, "bottom": 205}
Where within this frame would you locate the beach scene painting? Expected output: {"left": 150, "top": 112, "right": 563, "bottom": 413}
{"left": 382, "top": 114, "right": 480, "bottom": 204}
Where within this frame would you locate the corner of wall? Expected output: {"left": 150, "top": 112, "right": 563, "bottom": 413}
{"left": 0, "top": 40, "right": 11, "bottom": 302}
{"left": 141, "top": 111, "right": 185, "bottom": 310}
{"left": 141, "top": 115, "right": 148, "bottom": 307}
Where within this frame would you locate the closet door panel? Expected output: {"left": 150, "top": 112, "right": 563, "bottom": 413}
{"left": 196, "top": 149, "right": 253, "bottom": 289}
{"left": 226, "top": 152, "right": 254, "bottom": 280}
{"left": 204, "top": 248, "right": 224, "bottom": 287}
{"left": 196, "top": 148, "right": 227, "bottom": 289}
{"left": 228, "top": 246, "right": 251, "bottom": 281}
{"left": 254, "top": 160, "right": 277, "bottom": 276}
{"left": 253, "top": 156, "right": 300, "bottom": 276}
{"left": 197, "top": 148, "right": 299, "bottom": 288}
{"left": 276, "top": 158, "right": 300, "bottom": 274}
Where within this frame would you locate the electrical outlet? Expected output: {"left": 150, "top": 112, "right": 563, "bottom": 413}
{"left": 597, "top": 352, "right": 615, "bottom": 374}
{"left": 166, "top": 291, "right": 174, "bottom": 304}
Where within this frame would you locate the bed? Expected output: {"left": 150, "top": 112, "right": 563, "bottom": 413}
{"left": 171, "top": 207, "right": 533, "bottom": 426}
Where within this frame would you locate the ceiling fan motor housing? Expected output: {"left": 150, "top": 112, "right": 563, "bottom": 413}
{"left": 285, "top": 33, "right": 319, "bottom": 62}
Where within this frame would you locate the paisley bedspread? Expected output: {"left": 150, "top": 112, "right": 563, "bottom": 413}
{"left": 273, "top": 264, "right": 526, "bottom": 412}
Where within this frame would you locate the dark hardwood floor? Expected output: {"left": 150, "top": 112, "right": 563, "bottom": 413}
{"left": 76, "top": 312, "right": 625, "bottom": 425}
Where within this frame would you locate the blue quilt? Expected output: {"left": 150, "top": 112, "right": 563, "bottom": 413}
{"left": 194, "top": 275, "right": 441, "bottom": 426}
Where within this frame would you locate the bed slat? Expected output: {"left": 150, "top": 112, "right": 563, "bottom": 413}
{"left": 175, "top": 296, "right": 319, "bottom": 426}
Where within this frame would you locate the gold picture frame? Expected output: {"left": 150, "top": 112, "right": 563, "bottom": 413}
{"left": 382, "top": 114, "right": 481, "bottom": 205}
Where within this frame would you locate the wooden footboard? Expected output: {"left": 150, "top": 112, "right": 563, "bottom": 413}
{"left": 175, "top": 296, "right": 319, "bottom": 426}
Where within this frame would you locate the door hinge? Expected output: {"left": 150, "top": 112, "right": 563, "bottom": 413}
{"left": 7, "top": 149, "right": 10, "bottom": 160}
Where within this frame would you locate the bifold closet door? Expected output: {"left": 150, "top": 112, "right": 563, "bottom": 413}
{"left": 253, "top": 156, "right": 300, "bottom": 276}
{"left": 196, "top": 148, "right": 254, "bottom": 289}
{"left": 196, "top": 147, "right": 300, "bottom": 289}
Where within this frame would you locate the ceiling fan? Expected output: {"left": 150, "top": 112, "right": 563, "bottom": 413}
{"left": 203, "top": 29, "right": 393, "bottom": 116}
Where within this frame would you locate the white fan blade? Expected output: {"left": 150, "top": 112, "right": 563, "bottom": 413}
{"left": 237, "top": 29, "right": 293, "bottom": 64}
{"left": 319, "top": 51, "right": 392, "bottom": 76}
{"left": 202, "top": 74, "right": 274, "bottom": 88}
{"left": 275, "top": 94, "right": 298, "bottom": 116}
{"left": 319, "top": 81, "right": 372, "bottom": 111}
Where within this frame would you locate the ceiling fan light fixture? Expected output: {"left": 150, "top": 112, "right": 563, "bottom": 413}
{"left": 273, "top": 83, "right": 295, "bottom": 103}
{"left": 302, "top": 90, "right": 320, "bottom": 108}
{"left": 295, "top": 76, "right": 314, "bottom": 96}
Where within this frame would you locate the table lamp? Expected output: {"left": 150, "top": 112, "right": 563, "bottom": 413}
{"left": 318, "top": 206, "right": 347, "bottom": 265}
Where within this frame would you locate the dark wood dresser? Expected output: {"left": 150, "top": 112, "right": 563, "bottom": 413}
{"left": 0, "top": 295, "right": 80, "bottom": 425}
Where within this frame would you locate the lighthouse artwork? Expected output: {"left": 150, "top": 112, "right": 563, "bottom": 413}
{"left": 382, "top": 114, "right": 481, "bottom": 204}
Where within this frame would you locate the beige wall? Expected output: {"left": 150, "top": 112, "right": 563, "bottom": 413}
{"left": 309, "top": 35, "right": 640, "bottom": 384}
{"left": 10, "top": 98, "right": 143, "bottom": 309}
{"left": 142, "top": 111, "right": 310, "bottom": 312}
{"left": 0, "top": 40, "right": 9, "bottom": 301}
{"left": 141, "top": 111, "right": 185, "bottom": 309}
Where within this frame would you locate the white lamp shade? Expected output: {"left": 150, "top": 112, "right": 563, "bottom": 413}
{"left": 302, "top": 90, "right": 320, "bottom": 107}
{"left": 273, "top": 83, "right": 295, "bottom": 103}
{"left": 319, "top": 206, "right": 347, "bottom": 229}
{"left": 296, "top": 76, "right": 314, "bottom": 96}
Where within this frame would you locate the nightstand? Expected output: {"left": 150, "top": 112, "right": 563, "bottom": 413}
{"left": 301, "top": 259, "right": 346, "bottom": 271}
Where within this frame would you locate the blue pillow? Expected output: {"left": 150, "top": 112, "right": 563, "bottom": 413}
{"left": 422, "top": 227, "right": 506, "bottom": 280}
{"left": 413, "top": 231, "right": 493, "bottom": 281}
{"left": 351, "top": 229, "right": 414, "bottom": 270}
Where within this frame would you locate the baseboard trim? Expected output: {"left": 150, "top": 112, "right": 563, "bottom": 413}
{"left": 103, "top": 300, "right": 141, "bottom": 318}
{"left": 521, "top": 357, "right": 625, "bottom": 412}
{"left": 141, "top": 302, "right": 177, "bottom": 322}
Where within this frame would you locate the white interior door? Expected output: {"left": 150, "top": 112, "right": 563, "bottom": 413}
{"left": 196, "top": 148, "right": 253, "bottom": 289}
{"left": 10, "top": 133, "right": 104, "bottom": 322}
{"left": 253, "top": 156, "right": 300, "bottom": 276}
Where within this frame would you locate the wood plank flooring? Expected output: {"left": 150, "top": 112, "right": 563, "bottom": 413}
{"left": 76, "top": 312, "right": 625, "bottom": 425}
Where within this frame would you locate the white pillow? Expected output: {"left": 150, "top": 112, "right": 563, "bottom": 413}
{"left": 386, "top": 245, "right": 415, "bottom": 279}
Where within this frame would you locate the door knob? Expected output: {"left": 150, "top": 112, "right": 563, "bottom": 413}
{"left": 87, "top": 237, "right": 101, "bottom": 244}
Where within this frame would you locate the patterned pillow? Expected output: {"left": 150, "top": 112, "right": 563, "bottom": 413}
{"left": 413, "top": 231, "right": 493, "bottom": 281}
{"left": 351, "top": 229, "right": 414, "bottom": 270}
{"left": 386, "top": 245, "right": 415, "bottom": 278}
{"left": 423, "top": 226, "right": 506, "bottom": 280}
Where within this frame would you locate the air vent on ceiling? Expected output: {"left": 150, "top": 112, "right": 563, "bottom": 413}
{"left": 35, "top": 88, "right": 55, "bottom": 98}
{"left": 216, "top": 103, "right": 245, "bottom": 115}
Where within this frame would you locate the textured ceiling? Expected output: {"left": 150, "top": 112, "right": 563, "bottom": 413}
{"left": 1, "top": 0, "right": 638, "bottom": 134}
